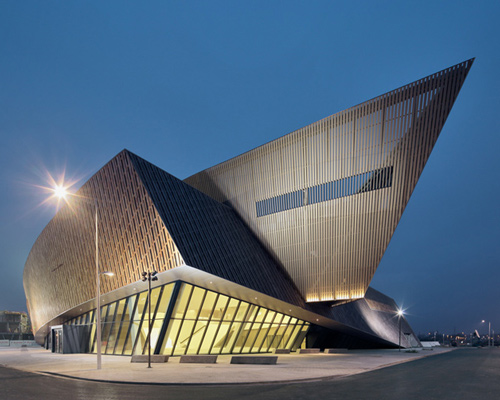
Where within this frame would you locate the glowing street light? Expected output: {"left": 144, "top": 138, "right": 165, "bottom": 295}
{"left": 53, "top": 184, "right": 68, "bottom": 200}
{"left": 397, "top": 309, "right": 404, "bottom": 352}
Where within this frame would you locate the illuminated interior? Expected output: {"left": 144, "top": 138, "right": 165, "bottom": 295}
{"left": 65, "top": 281, "right": 309, "bottom": 356}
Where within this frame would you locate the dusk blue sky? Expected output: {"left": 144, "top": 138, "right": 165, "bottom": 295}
{"left": 1, "top": 1, "right": 498, "bottom": 336}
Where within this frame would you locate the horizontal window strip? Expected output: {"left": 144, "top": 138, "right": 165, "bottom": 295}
{"left": 256, "top": 166, "right": 393, "bottom": 217}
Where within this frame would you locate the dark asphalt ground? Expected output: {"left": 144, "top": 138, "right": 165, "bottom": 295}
{"left": 1, "top": 348, "right": 499, "bottom": 400}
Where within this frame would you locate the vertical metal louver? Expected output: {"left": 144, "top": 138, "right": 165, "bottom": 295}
{"left": 185, "top": 59, "right": 474, "bottom": 302}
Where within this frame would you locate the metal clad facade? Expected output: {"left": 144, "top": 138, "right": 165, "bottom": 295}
{"left": 23, "top": 60, "right": 473, "bottom": 345}
{"left": 185, "top": 60, "right": 474, "bottom": 302}
{"left": 128, "top": 152, "right": 305, "bottom": 307}
{"left": 23, "top": 152, "right": 184, "bottom": 333}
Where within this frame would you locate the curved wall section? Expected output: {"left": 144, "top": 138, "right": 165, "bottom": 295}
{"left": 23, "top": 151, "right": 184, "bottom": 337}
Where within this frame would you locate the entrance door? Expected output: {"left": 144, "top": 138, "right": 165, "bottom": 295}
{"left": 51, "top": 327, "right": 63, "bottom": 353}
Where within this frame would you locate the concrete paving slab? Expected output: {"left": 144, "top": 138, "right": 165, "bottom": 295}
{"left": 0, "top": 347, "right": 453, "bottom": 385}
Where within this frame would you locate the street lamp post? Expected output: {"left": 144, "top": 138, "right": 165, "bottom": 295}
{"left": 141, "top": 271, "right": 158, "bottom": 368}
{"left": 96, "top": 268, "right": 114, "bottom": 369}
{"left": 482, "top": 320, "right": 491, "bottom": 347}
{"left": 51, "top": 186, "right": 113, "bottom": 370}
{"left": 397, "top": 309, "right": 404, "bottom": 352}
{"left": 94, "top": 200, "right": 102, "bottom": 369}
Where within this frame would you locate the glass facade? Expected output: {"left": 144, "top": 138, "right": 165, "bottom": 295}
{"left": 64, "top": 281, "right": 309, "bottom": 356}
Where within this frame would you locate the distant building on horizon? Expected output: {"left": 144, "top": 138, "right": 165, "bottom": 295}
{"left": 23, "top": 59, "right": 473, "bottom": 355}
{"left": 0, "top": 311, "right": 33, "bottom": 340}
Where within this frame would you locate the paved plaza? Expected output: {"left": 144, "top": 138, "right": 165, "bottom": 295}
{"left": 2, "top": 347, "right": 500, "bottom": 399}
{"left": 1, "top": 346, "right": 451, "bottom": 385}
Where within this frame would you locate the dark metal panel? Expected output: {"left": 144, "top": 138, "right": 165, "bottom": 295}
{"left": 128, "top": 151, "right": 306, "bottom": 308}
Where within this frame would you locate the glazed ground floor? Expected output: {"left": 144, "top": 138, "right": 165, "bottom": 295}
{"left": 47, "top": 280, "right": 309, "bottom": 355}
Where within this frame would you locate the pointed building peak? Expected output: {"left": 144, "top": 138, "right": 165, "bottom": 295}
{"left": 117, "top": 148, "right": 135, "bottom": 158}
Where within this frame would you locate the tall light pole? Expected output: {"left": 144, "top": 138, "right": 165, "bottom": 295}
{"left": 94, "top": 199, "right": 101, "bottom": 369}
{"left": 397, "top": 309, "right": 404, "bottom": 352}
{"left": 141, "top": 271, "right": 158, "bottom": 368}
{"left": 51, "top": 185, "right": 113, "bottom": 369}
{"left": 482, "top": 320, "right": 491, "bottom": 347}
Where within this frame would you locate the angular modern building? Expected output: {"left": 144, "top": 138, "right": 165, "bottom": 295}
{"left": 24, "top": 59, "right": 473, "bottom": 355}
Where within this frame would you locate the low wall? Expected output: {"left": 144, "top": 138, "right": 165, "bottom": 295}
{"left": 180, "top": 355, "right": 218, "bottom": 364}
{"left": 0, "top": 340, "right": 39, "bottom": 347}
{"left": 131, "top": 355, "right": 169, "bottom": 363}
{"left": 299, "top": 348, "right": 320, "bottom": 354}
{"left": 231, "top": 356, "right": 278, "bottom": 365}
